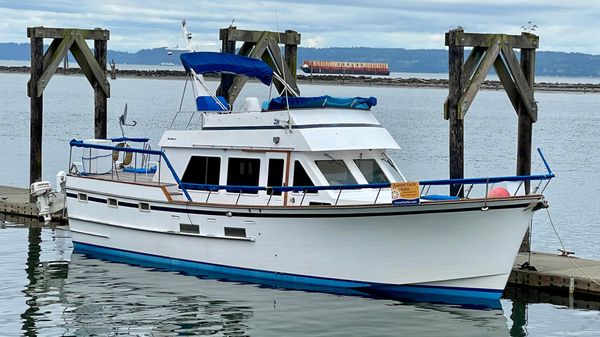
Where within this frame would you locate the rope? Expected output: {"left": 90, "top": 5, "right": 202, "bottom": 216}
{"left": 545, "top": 208, "right": 600, "bottom": 287}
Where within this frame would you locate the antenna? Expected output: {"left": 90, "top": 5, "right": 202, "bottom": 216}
{"left": 118, "top": 103, "right": 137, "bottom": 138}
{"left": 275, "top": 11, "right": 292, "bottom": 130}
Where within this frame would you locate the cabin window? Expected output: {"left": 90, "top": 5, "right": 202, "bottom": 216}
{"left": 292, "top": 161, "right": 316, "bottom": 193}
{"left": 267, "top": 159, "right": 284, "bottom": 196}
{"left": 107, "top": 198, "right": 118, "bottom": 208}
{"left": 77, "top": 193, "right": 88, "bottom": 202}
{"left": 180, "top": 223, "right": 199, "bottom": 234}
{"left": 354, "top": 159, "right": 389, "bottom": 184}
{"left": 182, "top": 156, "right": 221, "bottom": 188}
{"left": 315, "top": 160, "right": 357, "bottom": 185}
{"left": 227, "top": 157, "right": 261, "bottom": 194}
{"left": 224, "top": 227, "right": 246, "bottom": 238}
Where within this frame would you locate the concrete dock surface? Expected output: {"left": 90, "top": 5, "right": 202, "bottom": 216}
{"left": 0, "top": 186, "right": 37, "bottom": 217}
{"left": 510, "top": 252, "right": 600, "bottom": 297}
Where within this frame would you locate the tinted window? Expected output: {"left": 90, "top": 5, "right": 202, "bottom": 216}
{"left": 315, "top": 160, "right": 357, "bottom": 185}
{"left": 354, "top": 159, "right": 389, "bottom": 183}
{"left": 267, "top": 159, "right": 284, "bottom": 196}
{"left": 227, "top": 157, "right": 261, "bottom": 193}
{"left": 292, "top": 161, "right": 314, "bottom": 187}
{"left": 182, "top": 156, "right": 221, "bottom": 186}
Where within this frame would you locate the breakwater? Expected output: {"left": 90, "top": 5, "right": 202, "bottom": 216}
{"left": 2, "top": 65, "right": 599, "bottom": 93}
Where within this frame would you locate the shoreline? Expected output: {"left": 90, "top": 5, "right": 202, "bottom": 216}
{"left": 2, "top": 65, "right": 599, "bottom": 93}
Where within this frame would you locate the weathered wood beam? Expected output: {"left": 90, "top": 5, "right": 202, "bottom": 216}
{"left": 226, "top": 32, "right": 270, "bottom": 104}
{"left": 237, "top": 42, "right": 255, "bottom": 56}
{"left": 447, "top": 29, "right": 465, "bottom": 197}
{"left": 69, "top": 32, "right": 110, "bottom": 97}
{"left": 216, "top": 28, "right": 238, "bottom": 102}
{"left": 458, "top": 39, "right": 501, "bottom": 118}
{"left": 462, "top": 46, "right": 486, "bottom": 85}
{"left": 220, "top": 28, "right": 301, "bottom": 45}
{"left": 42, "top": 38, "right": 64, "bottom": 69}
{"left": 445, "top": 31, "right": 538, "bottom": 49}
{"left": 284, "top": 30, "right": 299, "bottom": 82}
{"left": 94, "top": 39, "right": 108, "bottom": 139}
{"left": 517, "top": 48, "right": 536, "bottom": 252}
{"left": 493, "top": 57, "right": 520, "bottom": 113}
{"left": 29, "top": 36, "right": 44, "bottom": 188}
{"left": 37, "top": 33, "right": 75, "bottom": 96}
{"left": 27, "top": 26, "right": 109, "bottom": 40}
{"left": 501, "top": 43, "right": 537, "bottom": 121}
{"left": 266, "top": 39, "right": 300, "bottom": 96}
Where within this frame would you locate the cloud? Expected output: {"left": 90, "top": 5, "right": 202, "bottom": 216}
{"left": 0, "top": 0, "right": 599, "bottom": 54}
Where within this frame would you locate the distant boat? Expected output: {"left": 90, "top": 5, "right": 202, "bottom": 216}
{"left": 160, "top": 62, "right": 176, "bottom": 66}
{"left": 301, "top": 60, "right": 390, "bottom": 76}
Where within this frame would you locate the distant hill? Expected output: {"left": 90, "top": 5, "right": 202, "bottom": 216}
{"left": 2, "top": 42, "right": 600, "bottom": 77}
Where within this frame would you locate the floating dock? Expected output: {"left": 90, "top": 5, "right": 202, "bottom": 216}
{"left": 0, "top": 186, "right": 64, "bottom": 222}
{"left": 510, "top": 252, "right": 600, "bottom": 297}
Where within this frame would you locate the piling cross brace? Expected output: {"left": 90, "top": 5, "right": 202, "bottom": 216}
{"left": 216, "top": 27, "right": 301, "bottom": 105}
{"left": 27, "top": 26, "right": 110, "bottom": 189}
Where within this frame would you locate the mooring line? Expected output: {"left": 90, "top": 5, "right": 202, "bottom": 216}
{"left": 546, "top": 208, "right": 600, "bottom": 287}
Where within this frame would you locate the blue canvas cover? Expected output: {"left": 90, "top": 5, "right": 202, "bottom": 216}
{"left": 180, "top": 52, "right": 273, "bottom": 85}
{"left": 196, "top": 96, "right": 228, "bottom": 111}
{"left": 267, "top": 95, "right": 377, "bottom": 111}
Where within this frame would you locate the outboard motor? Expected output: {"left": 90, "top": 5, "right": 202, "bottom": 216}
{"left": 29, "top": 171, "right": 66, "bottom": 223}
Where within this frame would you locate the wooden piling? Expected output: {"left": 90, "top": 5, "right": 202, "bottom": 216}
{"left": 217, "top": 27, "right": 301, "bottom": 105}
{"left": 94, "top": 38, "right": 108, "bottom": 139}
{"left": 447, "top": 28, "right": 465, "bottom": 197}
{"left": 28, "top": 36, "right": 44, "bottom": 187}
{"left": 284, "top": 30, "right": 298, "bottom": 82}
{"left": 26, "top": 26, "right": 110, "bottom": 188}
{"left": 517, "top": 44, "right": 536, "bottom": 252}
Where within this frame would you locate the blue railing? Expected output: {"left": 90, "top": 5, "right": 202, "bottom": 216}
{"left": 69, "top": 140, "right": 554, "bottom": 205}
{"left": 69, "top": 139, "right": 192, "bottom": 201}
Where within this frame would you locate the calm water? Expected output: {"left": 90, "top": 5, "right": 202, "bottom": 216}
{"left": 1, "top": 72, "right": 600, "bottom": 335}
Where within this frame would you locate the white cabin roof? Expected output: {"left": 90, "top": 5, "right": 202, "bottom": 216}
{"left": 159, "top": 108, "right": 400, "bottom": 152}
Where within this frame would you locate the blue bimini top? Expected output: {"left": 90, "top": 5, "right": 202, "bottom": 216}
{"left": 180, "top": 52, "right": 273, "bottom": 85}
{"left": 267, "top": 95, "right": 377, "bottom": 111}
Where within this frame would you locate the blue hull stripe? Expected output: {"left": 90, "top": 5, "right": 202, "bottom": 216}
{"left": 73, "top": 241, "right": 503, "bottom": 305}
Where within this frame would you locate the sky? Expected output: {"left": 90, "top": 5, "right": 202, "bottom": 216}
{"left": 0, "top": 0, "right": 599, "bottom": 54}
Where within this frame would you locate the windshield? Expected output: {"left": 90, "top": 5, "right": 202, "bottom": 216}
{"left": 354, "top": 159, "right": 389, "bottom": 184}
{"left": 315, "top": 160, "right": 357, "bottom": 185}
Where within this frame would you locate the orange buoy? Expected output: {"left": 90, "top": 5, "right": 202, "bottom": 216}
{"left": 488, "top": 186, "right": 511, "bottom": 198}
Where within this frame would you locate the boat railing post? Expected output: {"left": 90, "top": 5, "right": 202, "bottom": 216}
{"left": 420, "top": 185, "right": 425, "bottom": 197}
{"left": 455, "top": 183, "right": 464, "bottom": 198}
{"left": 134, "top": 152, "right": 137, "bottom": 182}
{"left": 267, "top": 190, "right": 273, "bottom": 206}
{"left": 465, "top": 184, "right": 474, "bottom": 198}
{"left": 374, "top": 187, "right": 382, "bottom": 204}
{"left": 236, "top": 191, "right": 242, "bottom": 205}
{"left": 533, "top": 179, "right": 543, "bottom": 194}
{"left": 300, "top": 190, "right": 307, "bottom": 205}
{"left": 206, "top": 190, "right": 212, "bottom": 203}
{"left": 482, "top": 178, "right": 489, "bottom": 211}
{"left": 425, "top": 185, "right": 431, "bottom": 196}
{"left": 335, "top": 189, "right": 342, "bottom": 205}
{"left": 514, "top": 181, "right": 524, "bottom": 196}
{"left": 541, "top": 178, "right": 552, "bottom": 194}
{"left": 158, "top": 154, "right": 162, "bottom": 186}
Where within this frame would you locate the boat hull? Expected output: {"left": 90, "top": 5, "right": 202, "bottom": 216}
{"left": 66, "top": 183, "right": 540, "bottom": 304}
